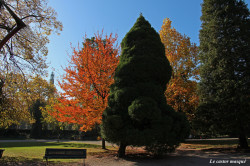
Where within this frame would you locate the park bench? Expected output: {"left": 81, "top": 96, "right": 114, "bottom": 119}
{"left": 44, "top": 148, "right": 87, "bottom": 165}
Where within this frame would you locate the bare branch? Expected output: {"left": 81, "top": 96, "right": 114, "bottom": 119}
{"left": 6, "top": 44, "right": 26, "bottom": 78}
{"left": 21, "top": 14, "right": 44, "bottom": 20}
{"left": 0, "top": 24, "right": 12, "bottom": 31}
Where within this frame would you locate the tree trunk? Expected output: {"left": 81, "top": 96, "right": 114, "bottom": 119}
{"left": 102, "top": 138, "right": 106, "bottom": 149}
{"left": 118, "top": 142, "right": 127, "bottom": 158}
{"left": 237, "top": 121, "right": 249, "bottom": 149}
{"left": 238, "top": 131, "right": 249, "bottom": 149}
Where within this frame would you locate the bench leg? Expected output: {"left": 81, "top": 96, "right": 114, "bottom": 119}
{"left": 46, "top": 158, "right": 48, "bottom": 166}
{"left": 83, "top": 159, "right": 85, "bottom": 166}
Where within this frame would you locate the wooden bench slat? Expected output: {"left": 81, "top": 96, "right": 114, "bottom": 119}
{"left": 45, "top": 156, "right": 85, "bottom": 159}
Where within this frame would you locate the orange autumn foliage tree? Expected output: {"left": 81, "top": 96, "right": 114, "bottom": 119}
{"left": 50, "top": 32, "right": 119, "bottom": 131}
{"left": 160, "top": 18, "right": 199, "bottom": 121}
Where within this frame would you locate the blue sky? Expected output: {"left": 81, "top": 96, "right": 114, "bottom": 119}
{"left": 46, "top": 0, "right": 249, "bottom": 88}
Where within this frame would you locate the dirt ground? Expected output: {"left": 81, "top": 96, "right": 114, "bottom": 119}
{"left": 84, "top": 148, "right": 249, "bottom": 166}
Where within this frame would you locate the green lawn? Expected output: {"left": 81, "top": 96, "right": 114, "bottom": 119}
{"left": 0, "top": 142, "right": 106, "bottom": 165}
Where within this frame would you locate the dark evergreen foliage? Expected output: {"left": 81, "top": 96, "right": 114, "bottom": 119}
{"left": 101, "top": 15, "right": 189, "bottom": 157}
{"left": 30, "top": 99, "right": 46, "bottom": 138}
{"left": 196, "top": 0, "right": 250, "bottom": 148}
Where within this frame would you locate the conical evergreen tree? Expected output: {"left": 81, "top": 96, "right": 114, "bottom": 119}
{"left": 101, "top": 15, "right": 189, "bottom": 157}
{"left": 196, "top": 0, "right": 250, "bottom": 148}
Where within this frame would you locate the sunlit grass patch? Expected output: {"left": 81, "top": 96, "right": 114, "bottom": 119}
{"left": 0, "top": 141, "right": 105, "bottom": 164}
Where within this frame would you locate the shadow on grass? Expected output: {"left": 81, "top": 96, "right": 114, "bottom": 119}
{"left": 0, "top": 156, "right": 83, "bottom": 166}
{"left": 185, "top": 139, "right": 250, "bottom": 146}
{"left": 202, "top": 147, "right": 250, "bottom": 154}
{"left": 0, "top": 156, "right": 43, "bottom": 166}
{"left": 89, "top": 148, "right": 117, "bottom": 157}
{"left": 0, "top": 142, "right": 101, "bottom": 148}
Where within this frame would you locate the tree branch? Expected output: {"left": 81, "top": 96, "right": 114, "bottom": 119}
{"left": 21, "top": 14, "right": 44, "bottom": 20}
{"left": 0, "top": 0, "right": 26, "bottom": 49}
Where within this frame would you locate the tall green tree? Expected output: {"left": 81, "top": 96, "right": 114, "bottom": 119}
{"left": 30, "top": 99, "right": 46, "bottom": 138}
{"left": 197, "top": 0, "right": 250, "bottom": 148}
{"left": 101, "top": 15, "right": 189, "bottom": 157}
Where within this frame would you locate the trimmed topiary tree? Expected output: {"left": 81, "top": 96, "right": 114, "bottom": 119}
{"left": 101, "top": 14, "right": 189, "bottom": 157}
